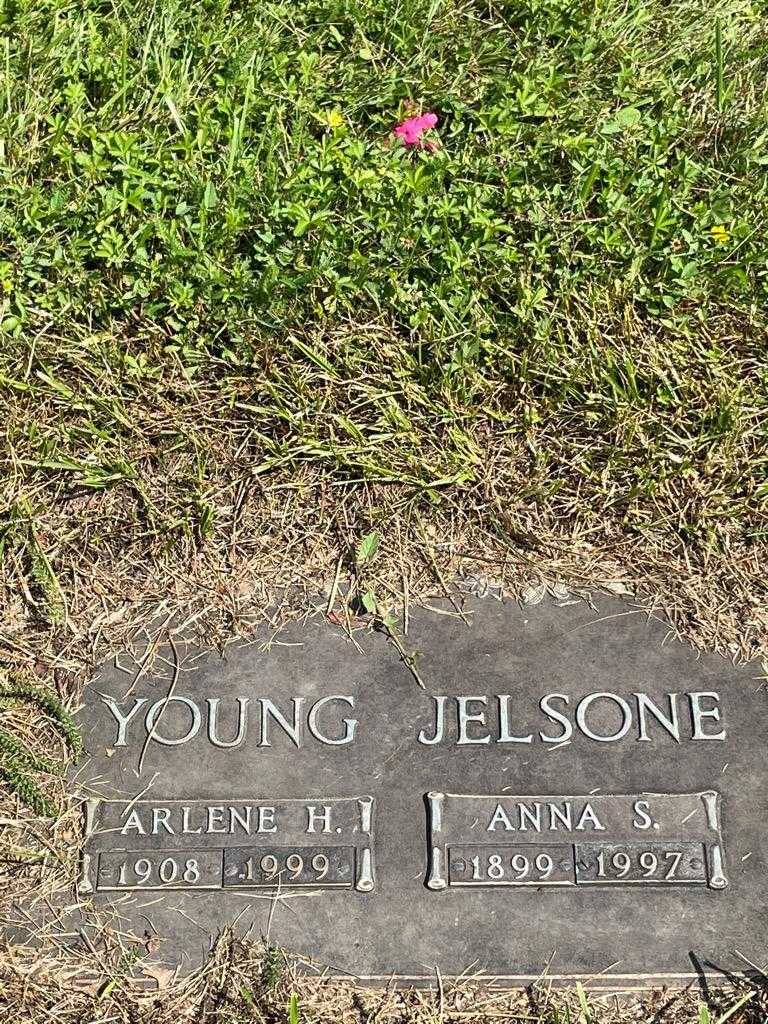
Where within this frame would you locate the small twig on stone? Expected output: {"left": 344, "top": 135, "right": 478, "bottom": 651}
{"left": 137, "top": 635, "right": 180, "bottom": 775}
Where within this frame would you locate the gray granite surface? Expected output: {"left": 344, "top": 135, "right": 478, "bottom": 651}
{"left": 71, "top": 593, "right": 766, "bottom": 984}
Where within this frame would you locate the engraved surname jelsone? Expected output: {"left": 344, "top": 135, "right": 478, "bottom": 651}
{"left": 417, "top": 692, "right": 726, "bottom": 746}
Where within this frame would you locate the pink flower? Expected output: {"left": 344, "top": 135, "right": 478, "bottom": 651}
{"left": 394, "top": 111, "right": 438, "bottom": 147}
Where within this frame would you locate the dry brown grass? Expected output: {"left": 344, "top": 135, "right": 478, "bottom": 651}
{"left": 1, "top": 326, "right": 767, "bottom": 1021}
{"left": 2, "top": 322, "right": 766, "bottom": 687}
{"left": 2, "top": 928, "right": 767, "bottom": 1023}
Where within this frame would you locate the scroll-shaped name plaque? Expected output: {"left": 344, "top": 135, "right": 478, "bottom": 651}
{"left": 79, "top": 796, "right": 375, "bottom": 894}
{"left": 426, "top": 791, "right": 726, "bottom": 891}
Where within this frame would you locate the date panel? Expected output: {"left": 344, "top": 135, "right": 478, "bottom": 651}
{"left": 575, "top": 841, "right": 708, "bottom": 885}
{"left": 449, "top": 845, "right": 575, "bottom": 887}
{"left": 223, "top": 846, "right": 355, "bottom": 888}
{"left": 426, "top": 791, "right": 727, "bottom": 892}
{"left": 97, "top": 849, "right": 223, "bottom": 890}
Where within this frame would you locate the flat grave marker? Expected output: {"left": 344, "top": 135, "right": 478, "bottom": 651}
{"left": 70, "top": 592, "right": 767, "bottom": 986}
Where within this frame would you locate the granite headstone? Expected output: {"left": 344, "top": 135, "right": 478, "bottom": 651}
{"left": 73, "top": 593, "right": 767, "bottom": 987}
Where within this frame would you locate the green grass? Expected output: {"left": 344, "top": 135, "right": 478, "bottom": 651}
{"left": 0, "top": 8, "right": 766, "bottom": 1008}
{"left": 0, "top": 0, "right": 767, "bottom": 631}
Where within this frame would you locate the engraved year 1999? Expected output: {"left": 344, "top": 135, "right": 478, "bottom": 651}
{"left": 223, "top": 845, "right": 355, "bottom": 888}
{"left": 242, "top": 851, "right": 330, "bottom": 881}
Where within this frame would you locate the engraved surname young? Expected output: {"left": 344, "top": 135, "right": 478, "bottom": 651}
{"left": 102, "top": 694, "right": 358, "bottom": 748}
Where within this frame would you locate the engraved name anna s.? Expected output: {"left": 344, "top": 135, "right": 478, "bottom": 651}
{"left": 101, "top": 689, "right": 726, "bottom": 750}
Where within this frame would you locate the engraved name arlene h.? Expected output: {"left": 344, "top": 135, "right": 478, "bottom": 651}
{"left": 100, "top": 689, "right": 726, "bottom": 750}
{"left": 79, "top": 797, "right": 376, "bottom": 895}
